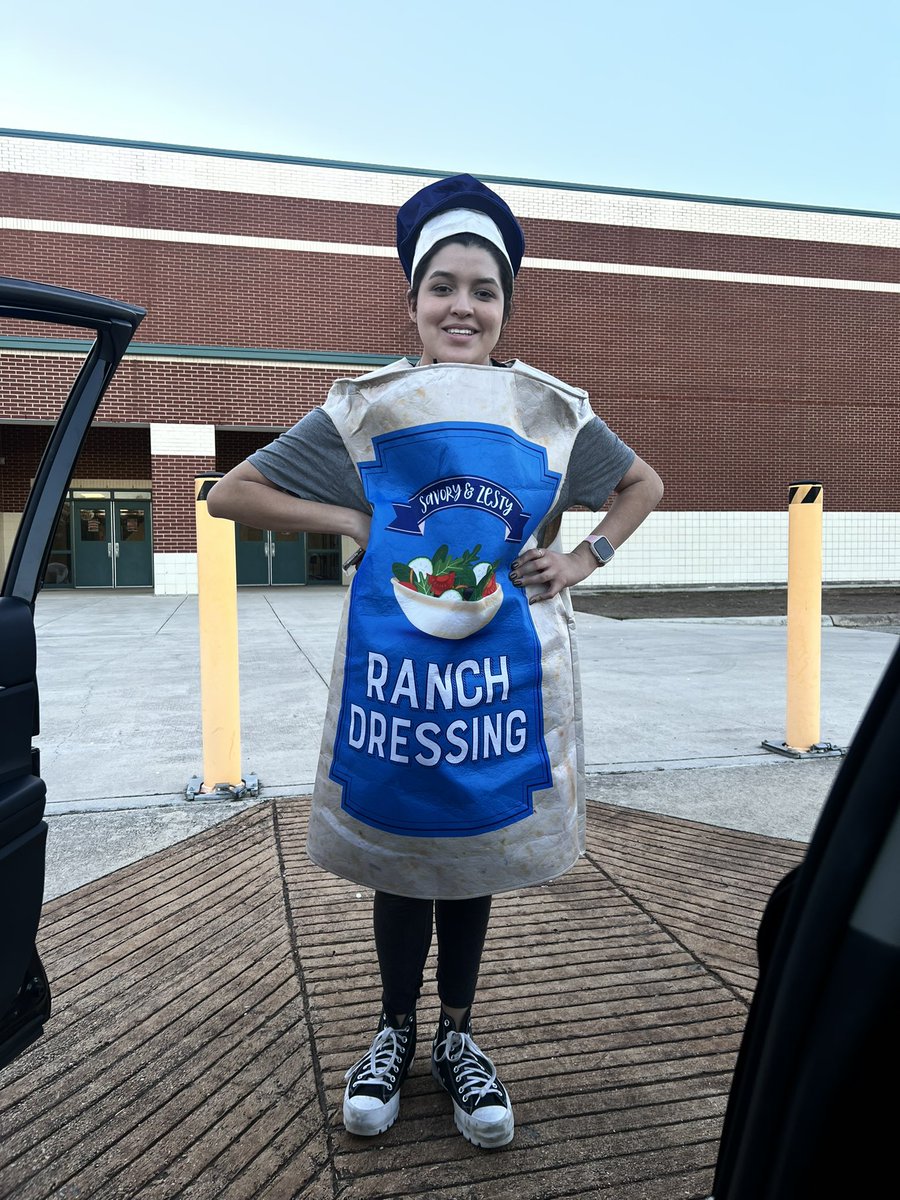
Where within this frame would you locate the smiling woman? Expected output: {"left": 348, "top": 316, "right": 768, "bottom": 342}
{"left": 207, "top": 171, "right": 663, "bottom": 1151}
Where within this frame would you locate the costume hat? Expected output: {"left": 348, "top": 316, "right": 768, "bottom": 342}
{"left": 396, "top": 174, "right": 525, "bottom": 281}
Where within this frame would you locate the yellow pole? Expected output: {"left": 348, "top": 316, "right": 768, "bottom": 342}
{"left": 785, "top": 480, "right": 823, "bottom": 751}
{"left": 194, "top": 473, "right": 242, "bottom": 790}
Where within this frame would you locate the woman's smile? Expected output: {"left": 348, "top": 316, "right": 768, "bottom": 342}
{"left": 443, "top": 325, "right": 478, "bottom": 342}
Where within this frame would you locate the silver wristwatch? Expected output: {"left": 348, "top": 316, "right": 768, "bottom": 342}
{"left": 584, "top": 534, "right": 615, "bottom": 567}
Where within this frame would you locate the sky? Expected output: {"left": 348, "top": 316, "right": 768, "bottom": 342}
{"left": 2, "top": 0, "right": 898, "bottom": 214}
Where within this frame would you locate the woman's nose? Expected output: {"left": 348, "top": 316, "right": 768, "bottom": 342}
{"left": 451, "top": 292, "right": 474, "bottom": 314}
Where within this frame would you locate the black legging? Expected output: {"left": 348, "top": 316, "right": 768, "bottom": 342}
{"left": 373, "top": 891, "right": 492, "bottom": 1017}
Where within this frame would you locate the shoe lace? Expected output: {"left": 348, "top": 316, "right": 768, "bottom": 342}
{"left": 434, "top": 1029, "right": 502, "bottom": 1103}
{"left": 345, "top": 1027, "right": 407, "bottom": 1087}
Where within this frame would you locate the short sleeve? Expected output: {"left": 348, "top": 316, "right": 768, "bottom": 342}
{"left": 247, "top": 408, "right": 371, "bottom": 513}
{"left": 565, "top": 417, "right": 635, "bottom": 510}
{"left": 535, "top": 416, "right": 634, "bottom": 542}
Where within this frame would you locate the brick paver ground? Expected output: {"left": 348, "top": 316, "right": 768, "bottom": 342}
{"left": 0, "top": 799, "right": 803, "bottom": 1200}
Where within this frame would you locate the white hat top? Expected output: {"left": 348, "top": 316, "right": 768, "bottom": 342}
{"left": 410, "top": 208, "right": 512, "bottom": 281}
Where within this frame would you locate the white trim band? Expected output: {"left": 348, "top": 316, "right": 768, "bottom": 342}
{"left": 150, "top": 423, "right": 216, "bottom": 457}
{"left": 3, "top": 216, "right": 898, "bottom": 294}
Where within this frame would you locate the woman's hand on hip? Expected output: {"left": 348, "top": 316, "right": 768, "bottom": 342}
{"left": 509, "top": 544, "right": 595, "bottom": 604}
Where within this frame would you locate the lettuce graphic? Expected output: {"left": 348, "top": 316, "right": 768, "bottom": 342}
{"left": 392, "top": 545, "right": 499, "bottom": 602}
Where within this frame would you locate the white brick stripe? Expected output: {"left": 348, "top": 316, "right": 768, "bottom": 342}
{"left": 525, "top": 256, "right": 900, "bottom": 292}
{"left": 3, "top": 217, "right": 899, "bottom": 294}
{"left": 0, "top": 215, "right": 396, "bottom": 258}
{"left": 2, "top": 135, "right": 899, "bottom": 247}
{"left": 150, "top": 422, "right": 216, "bottom": 456}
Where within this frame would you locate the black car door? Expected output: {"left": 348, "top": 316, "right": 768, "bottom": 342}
{"left": 0, "top": 277, "right": 145, "bottom": 1070}
{"left": 712, "top": 634, "right": 900, "bottom": 1197}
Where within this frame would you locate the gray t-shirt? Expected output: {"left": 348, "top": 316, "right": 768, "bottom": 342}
{"left": 249, "top": 401, "right": 635, "bottom": 527}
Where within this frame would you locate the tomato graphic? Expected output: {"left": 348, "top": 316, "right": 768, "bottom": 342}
{"left": 429, "top": 571, "right": 457, "bottom": 596}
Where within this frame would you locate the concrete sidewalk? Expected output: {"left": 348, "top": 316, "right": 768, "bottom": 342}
{"left": 32, "top": 587, "right": 898, "bottom": 898}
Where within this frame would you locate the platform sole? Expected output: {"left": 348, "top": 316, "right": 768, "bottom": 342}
{"left": 342, "top": 1088, "right": 401, "bottom": 1137}
{"left": 453, "top": 1105, "right": 515, "bottom": 1148}
{"left": 432, "top": 1062, "right": 515, "bottom": 1148}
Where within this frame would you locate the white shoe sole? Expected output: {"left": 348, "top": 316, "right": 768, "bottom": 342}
{"left": 432, "top": 1062, "right": 515, "bottom": 1148}
{"left": 342, "top": 1087, "right": 401, "bottom": 1137}
{"left": 453, "top": 1104, "right": 515, "bottom": 1149}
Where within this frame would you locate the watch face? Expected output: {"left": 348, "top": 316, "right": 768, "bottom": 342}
{"left": 590, "top": 536, "right": 615, "bottom": 564}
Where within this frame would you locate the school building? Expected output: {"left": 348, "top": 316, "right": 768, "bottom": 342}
{"left": 1, "top": 129, "right": 898, "bottom": 594}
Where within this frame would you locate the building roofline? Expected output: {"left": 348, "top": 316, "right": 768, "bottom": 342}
{"left": 2, "top": 127, "right": 898, "bottom": 222}
{"left": 0, "top": 335, "right": 397, "bottom": 367}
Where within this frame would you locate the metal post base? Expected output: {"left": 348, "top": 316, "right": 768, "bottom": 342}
{"left": 761, "top": 739, "right": 846, "bottom": 760}
{"left": 185, "top": 774, "right": 260, "bottom": 800}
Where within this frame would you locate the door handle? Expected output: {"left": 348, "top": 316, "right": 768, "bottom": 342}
{"left": 270, "top": 541, "right": 276, "bottom": 556}
{"left": 107, "top": 543, "right": 113, "bottom": 558}
{"left": 114, "top": 543, "right": 120, "bottom": 557}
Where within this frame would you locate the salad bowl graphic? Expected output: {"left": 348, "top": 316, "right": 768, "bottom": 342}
{"left": 391, "top": 545, "right": 503, "bottom": 640}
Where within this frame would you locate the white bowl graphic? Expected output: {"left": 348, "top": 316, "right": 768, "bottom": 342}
{"left": 391, "top": 576, "right": 504, "bottom": 640}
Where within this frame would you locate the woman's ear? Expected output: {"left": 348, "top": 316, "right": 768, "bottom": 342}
{"left": 406, "top": 289, "right": 417, "bottom": 322}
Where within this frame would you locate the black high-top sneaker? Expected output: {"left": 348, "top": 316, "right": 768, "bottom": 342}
{"left": 343, "top": 1009, "right": 416, "bottom": 1136}
{"left": 431, "top": 1008, "right": 514, "bottom": 1148}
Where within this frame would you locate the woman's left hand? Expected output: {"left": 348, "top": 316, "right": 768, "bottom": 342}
{"left": 509, "top": 545, "right": 595, "bottom": 604}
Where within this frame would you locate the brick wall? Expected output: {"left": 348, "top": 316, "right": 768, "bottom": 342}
{"left": 150, "top": 453, "right": 216, "bottom": 553}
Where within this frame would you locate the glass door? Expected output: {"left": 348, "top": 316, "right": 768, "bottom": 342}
{"left": 235, "top": 525, "right": 309, "bottom": 585}
{"left": 49, "top": 494, "right": 152, "bottom": 588}
{"left": 270, "top": 529, "right": 306, "bottom": 585}
{"left": 306, "top": 533, "right": 341, "bottom": 584}
{"left": 115, "top": 502, "right": 153, "bottom": 587}
{"left": 235, "top": 524, "right": 269, "bottom": 585}
{"left": 72, "top": 500, "right": 113, "bottom": 587}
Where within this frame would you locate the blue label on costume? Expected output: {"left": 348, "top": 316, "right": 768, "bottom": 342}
{"left": 329, "top": 422, "right": 560, "bottom": 838}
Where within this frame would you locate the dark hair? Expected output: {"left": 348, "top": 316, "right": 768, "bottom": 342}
{"left": 409, "top": 232, "right": 514, "bottom": 325}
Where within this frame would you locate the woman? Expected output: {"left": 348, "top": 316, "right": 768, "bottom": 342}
{"left": 209, "top": 174, "right": 663, "bottom": 1149}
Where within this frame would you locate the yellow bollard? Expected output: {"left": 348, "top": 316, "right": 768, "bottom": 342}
{"left": 188, "top": 473, "right": 246, "bottom": 796}
{"left": 786, "top": 480, "right": 823, "bottom": 750}
{"left": 762, "top": 480, "right": 843, "bottom": 759}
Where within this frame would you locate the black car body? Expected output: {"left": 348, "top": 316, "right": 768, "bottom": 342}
{"left": 711, "top": 629, "right": 900, "bottom": 1197}
{"left": 0, "top": 277, "right": 145, "bottom": 1069}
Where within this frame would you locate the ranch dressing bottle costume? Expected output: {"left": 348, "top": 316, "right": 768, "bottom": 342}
{"left": 304, "top": 176, "right": 635, "bottom": 899}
